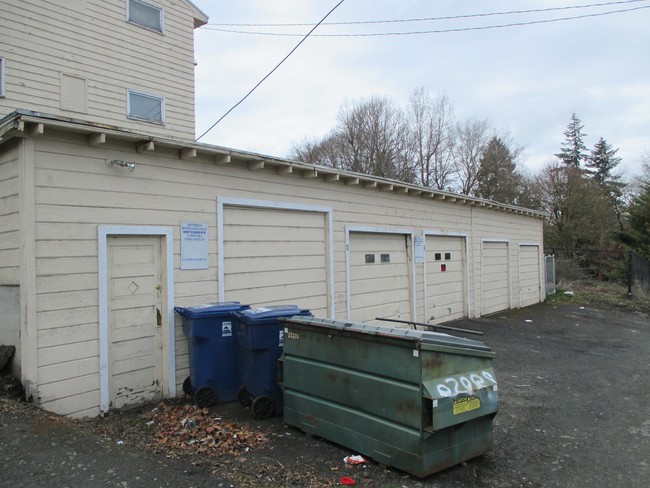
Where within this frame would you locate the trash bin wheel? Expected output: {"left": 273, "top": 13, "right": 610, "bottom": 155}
{"left": 182, "top": 376, "right": 195, "bottom": 396}
{"left": 194, "top": 386, "right": 217, "bottom": 408}
{"left": 252, "top": 395, "right": 275, "bottom": 420}
{"left": 238, "top": 386, "right": 252, "bottom": 407}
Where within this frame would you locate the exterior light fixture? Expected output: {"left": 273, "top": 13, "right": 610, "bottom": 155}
{"left": 106, "top": 158, "right": 136, "bottom": 172}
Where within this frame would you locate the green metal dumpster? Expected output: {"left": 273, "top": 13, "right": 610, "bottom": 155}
{"left": 279, "top": 317, "right": 498, "bottom": 478}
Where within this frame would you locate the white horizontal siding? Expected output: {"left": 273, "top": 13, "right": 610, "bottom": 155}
{"left": 0, "top": 142, "right": 20, "bottom": 285}
{"left": 0, "top": 0, "right": 197, "bottom": 139}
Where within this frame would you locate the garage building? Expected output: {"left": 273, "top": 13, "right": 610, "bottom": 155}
{"left": 0, "top": 0, "right": 545, "bottom": 417}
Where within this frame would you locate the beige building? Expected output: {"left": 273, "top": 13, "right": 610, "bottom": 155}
{"left": 0, "top": 1, "right": 545, "bottom": 417}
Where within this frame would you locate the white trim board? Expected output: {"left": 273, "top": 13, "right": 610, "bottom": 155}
{"left": 98, "top": 225, "right": 175, "bottom": 413}
{"left": 217, "top": 197, "right": 336, "bottom": 317}
{"left": 345, "top": 226, "right": 416, "bottom": 321}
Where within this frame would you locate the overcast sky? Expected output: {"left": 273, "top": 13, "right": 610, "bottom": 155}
{"left": 193, "top": 0, "right": 650, "bottom": 178}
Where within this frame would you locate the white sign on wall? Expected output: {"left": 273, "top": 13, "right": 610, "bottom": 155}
{"left": 414, "top": 235, "right": 425, "bottom": 264}
{"left": 181, "top": 221, "right": 209, "bottom": 269}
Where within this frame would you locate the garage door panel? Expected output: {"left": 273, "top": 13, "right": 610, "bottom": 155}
{"left": 225, "top": 281, "right": 328, "bottom": 306}
{"left": 350, "top": 262, "right": 408, "bottom": 280}
{"left": 224, "top": 207, "right": 322, "bottom": 227}
{"left": 224, "top": 255, "right": 323, "bottom": 274}
{"left": 352, "top": 276, "right": 411, "bottom": 295}
{"left": 224, "top": 240, "right": 325, "bottom": 258}
{"left": 430, "top": 281, "right": 464, "bottom": 295}
{"left": 225, "top": 267, "right": 327, "bottom": 290}
{"left": 224, "top": 225, "right": 325, "bottom": 243}
{"left": 223, "top": 207, "right": 329, "bottom": 315}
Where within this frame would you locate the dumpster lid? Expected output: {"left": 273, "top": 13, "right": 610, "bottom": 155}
{"left": 236, "top": 305, "right": 311, "bottom": 322}
{"left": 283, "top": 316, "right": 492, "bottom": 353}
{"left": 174, "top": 302, "right": 249, "bottom": 318}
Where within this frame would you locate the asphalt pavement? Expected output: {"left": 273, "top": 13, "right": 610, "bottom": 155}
{"left": 1, "top": 301, "right": 649, "bottom": 487}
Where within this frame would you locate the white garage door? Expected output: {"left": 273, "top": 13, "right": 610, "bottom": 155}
{"left": 349, "top": 232, "right": 411, "bottom": 324}
{"left": 519, "top": 245, "right": 542, "bottom": 307}
{"left": 426, "top": 235, "right": 466, "bottom": 325}
{"left": 222, "top": 206, "right": 328, "bottom": 316}
{"left": 481, "top": 241, "right": 510, "bottom": 316}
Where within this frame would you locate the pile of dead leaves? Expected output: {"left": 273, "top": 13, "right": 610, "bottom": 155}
{"left": 143, "top": 402, "right": 269, "bottom": 458}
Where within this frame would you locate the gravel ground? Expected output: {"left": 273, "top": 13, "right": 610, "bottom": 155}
{"left": 1, "top": 299, "right": 649, "bottom": 487}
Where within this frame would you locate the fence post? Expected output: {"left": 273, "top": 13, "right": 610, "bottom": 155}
{"left": 627, "top": 250, "right": 633, "bottom": 299}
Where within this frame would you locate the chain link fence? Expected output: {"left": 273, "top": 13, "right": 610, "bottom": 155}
{"left": 546, "top": 248, "right": 650, "bottom": 296}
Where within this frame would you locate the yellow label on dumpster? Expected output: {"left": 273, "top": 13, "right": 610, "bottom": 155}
{"left": 453, "top": 396, "right": 480, "bottom": 415}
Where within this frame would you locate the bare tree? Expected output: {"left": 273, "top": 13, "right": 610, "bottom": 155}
{"left": 291, "top": 96, "right": 415, "bottom": 183}
{"left": 452, "top": 118, "right": 490, "bottom": 195}
{"left": 407, "top": 88, "right": 455, "bottom": 190}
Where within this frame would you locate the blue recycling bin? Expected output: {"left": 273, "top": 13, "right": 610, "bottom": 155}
{"left": 233, "top": 305, "right": 312, "bottom": 419}
{"left": 174, "top": 302, "right": 250, "bottom": 408}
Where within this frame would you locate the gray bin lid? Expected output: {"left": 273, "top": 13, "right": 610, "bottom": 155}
{"left": 282, "top": 316, "right": 492, "bottom": 354}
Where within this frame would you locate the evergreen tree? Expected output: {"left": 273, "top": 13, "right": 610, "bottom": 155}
{"left": 586, "top": 137, "right": 625, "bottom": 229}
{"left": 475, "top": 136, "right": 522, "bottom": 205}
{"left": 555, "top": 112, "right": 588, "bottom": 168}
{"left": 620, "top": 162, "right": 650, "bottom": 259}
{"left": 587, "top": 137, "right": 622, "bottom": 186}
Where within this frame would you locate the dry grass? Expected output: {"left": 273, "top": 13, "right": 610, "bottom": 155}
{"left": 547, "top": 279, "right": 650, "bottom": 317}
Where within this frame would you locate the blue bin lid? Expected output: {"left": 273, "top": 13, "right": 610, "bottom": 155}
{"left": 235, "top": 305, "right": 311, "bottom": 323}
{"left": 174, "top": 302, "right": 249, "bottom": 318}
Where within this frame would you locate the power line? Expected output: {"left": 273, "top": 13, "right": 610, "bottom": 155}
{"left": 196, "top": 0, "right": 346, "bottom": 142}
{"left": 203, "top": 5, "right": 650, "bottom": 37}
{"left": 206, "top": 0, "right": 648, "bottom": 27}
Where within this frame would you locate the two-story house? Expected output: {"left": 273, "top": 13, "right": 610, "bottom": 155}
{"left": 1, "top": 0, "right": 207, "bottom": 138}
{"left": 0, "top": 0, "right": 545, "bottom": 417}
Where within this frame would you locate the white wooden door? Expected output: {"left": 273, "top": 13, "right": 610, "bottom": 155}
{"left": 426, "top": 236, "right": 466, "bottom": 324}
{"left": 481, "top": 241, "right": 510, "bottom": 316}
{"left": 223, "top": 207, "right": 329, "bottom": 316}
{"left": 349, "top": 232, "right": 411, "bottom": 324}
{"left": 519, "top": 245, "right": 542, "bottom": 307}
{"left": 108, "top": 236, "right": 163, "bottom": 409}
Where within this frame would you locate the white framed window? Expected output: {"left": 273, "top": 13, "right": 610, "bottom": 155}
{"left": 127, "top": 89, "right": 165, "bottom": 125}
{"left": 127, "top": 0, "right": 164, "bottom": 33}
{"left": 0, "top": 58, "right": 6, "bottom": 98}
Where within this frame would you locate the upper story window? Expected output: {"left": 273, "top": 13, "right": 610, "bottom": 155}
{"left": 127, "top": 0, "right": 164, "bottom": 33}
{"left": 0, "top": 58, "right": 6, "bottom": 98}
{"left": 127, "top": 89, "right": 165, "bottom": 125}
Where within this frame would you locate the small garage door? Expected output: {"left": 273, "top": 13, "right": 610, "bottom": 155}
{"left": 223, "top": 206, "right": 328, "bottom": 316}
{"left": 426, "top": 235, "right": 466, "bottom": 325}
{"left": 481, "top": 241, "right": 510, "bottom": 316}
{"left": 349, "top": 232, "right": 411, "bottom": 324}
{"left": 519, "top": 245, "right": 541, "bottom": 307}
